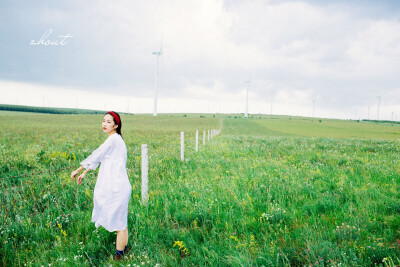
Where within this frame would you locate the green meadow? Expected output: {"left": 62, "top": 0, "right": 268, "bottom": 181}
{"left": 1, "top": 111, "right": 400, "bottom": 266}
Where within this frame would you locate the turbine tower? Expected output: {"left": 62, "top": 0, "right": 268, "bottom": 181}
{"left": 377, "top": 95, "right": 381, "bottom": 120}
{"left": 244, "top": 78, "right": 251, "bottom": 118}
{"left": 270, "top": 90, "right": 275, "bottom": 115}
{"left": 312, "top": 99, "right": 316, "bottom": 118}
{"left": 368, "top": 105, "right": 370, "bottom": 120}
{"left": 152, "top": 43, "right": 162, "bottom": 116}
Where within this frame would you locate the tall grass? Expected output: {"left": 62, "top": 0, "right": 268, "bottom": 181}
{"left": 1, "top": 112, "right": 399, "bottom": 266}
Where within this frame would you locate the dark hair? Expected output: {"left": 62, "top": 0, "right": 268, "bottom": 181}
{"left": 105, "top": 111, "right": 122, "bottom": 138}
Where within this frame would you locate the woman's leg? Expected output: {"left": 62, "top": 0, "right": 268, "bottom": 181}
{"left": 116, "top": 228, "right": 128, "bottom": 251}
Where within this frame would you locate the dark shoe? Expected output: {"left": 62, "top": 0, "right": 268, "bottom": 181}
{"left": 115, "top": 249, "right": 124, "bottom": 260}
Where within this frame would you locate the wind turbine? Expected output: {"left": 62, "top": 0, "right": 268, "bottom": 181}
{"left": 312, "top": 99, "right": 316, "bottom": 118}
{"left": 152, "top": 43, "right": 162, "bottom": 116}
{"left": 377, "top": 94, "right": 382, "bottom": 120}
{"left": 270, "top": 90, "right": 275, "bottom": 115}
{"left": 244, "top": 78, "right": 251, "bottom": 118}
{"left": 375, "top": 89, "right": 389, "bottom": 120}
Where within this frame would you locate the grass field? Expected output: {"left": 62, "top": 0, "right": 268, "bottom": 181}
{"left": 1, "top": 111, "right": 400, "bottom": 266}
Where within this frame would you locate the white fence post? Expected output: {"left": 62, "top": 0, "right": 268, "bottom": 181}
{"left": 141, "top": 144, "right": 149, "bottom": 205}
{"left": 196, "top": 130, "right": 199, "bottom": 152}
{"left": 208, "top": 130, "right": 210, "bottom": 141}
{"left": 181, "top": 131, "right": 184, "bottom": 161}
{"left": 203, "top": 131, "right": 206, "bottom": 145}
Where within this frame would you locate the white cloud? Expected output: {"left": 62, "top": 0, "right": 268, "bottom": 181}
{"left": 1, "top": 0, "right": 400, "bottom": 120}
{"left": 347, "top": 20, "right": 400, "bottom": 77}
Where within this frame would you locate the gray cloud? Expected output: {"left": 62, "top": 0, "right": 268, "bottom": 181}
{"left": 1, "top": 0, "right": 400, "bottom": 118}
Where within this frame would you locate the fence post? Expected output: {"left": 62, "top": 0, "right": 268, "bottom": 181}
{"left": 141, "top": 144, "right": 149, "bottom": 205}
{"left": 181, "top": 131, "right": 184, "bottom": 161}
{"left": 196, "top": 130, "right": 198, "bottom": 152}
{"left": 203, "top": 131, "right": 206, "bottom": 145}
{"left": 208, "top": 130, "right": 210, "bottom": 141}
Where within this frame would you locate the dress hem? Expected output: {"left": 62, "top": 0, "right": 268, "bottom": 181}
{"left": 92, "top": 220, "right": 127, "bottom": 232}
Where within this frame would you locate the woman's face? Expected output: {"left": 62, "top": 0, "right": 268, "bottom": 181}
{"left": 102, "top": 114, "right": 118, "bottom": 134}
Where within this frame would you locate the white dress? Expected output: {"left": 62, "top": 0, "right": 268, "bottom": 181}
{"left": 81, "top": 133, "right": 132, "bottom": 232}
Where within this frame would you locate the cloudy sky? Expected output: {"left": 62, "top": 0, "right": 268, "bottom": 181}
{"left": 1, "top": 0, "right": 400, "bottom": 119}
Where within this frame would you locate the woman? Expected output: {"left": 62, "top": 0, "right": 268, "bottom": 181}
{"left": 71, "top": 111, "right": 131, "bottom": 259}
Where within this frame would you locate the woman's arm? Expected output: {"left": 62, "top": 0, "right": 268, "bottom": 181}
{"left": 72, "top": 137, "right": 113, "bottom": 184}
{"left": 80, "top": 138, "right": 113, "bottom": 170}
{"left": 71, "top": 166, "right": 90, "bottom": 185}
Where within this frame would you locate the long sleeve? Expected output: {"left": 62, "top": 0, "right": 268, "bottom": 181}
{"left": 81, "top": 138, "right": 113, "bottom": 170}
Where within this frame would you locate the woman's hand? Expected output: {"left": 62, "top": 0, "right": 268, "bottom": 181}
{"left": 71, "top": 169, "right": 80, "bottom": 180}
{"left": 71, "top": 166, "right": 85, "bottom": 184}
{"left": 77, "top": 173, "right": 85, "bottom": 185}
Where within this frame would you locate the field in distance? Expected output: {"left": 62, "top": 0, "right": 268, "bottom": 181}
{"left": 223, "top": 114, "right": 400, "bottom": 140}
{"left": 1, "top": 111, "right": 399, "bottom": 266}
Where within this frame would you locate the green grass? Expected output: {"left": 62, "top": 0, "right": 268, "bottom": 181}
{"left": 1, "top": 112, "right": 400, "bottom": 266}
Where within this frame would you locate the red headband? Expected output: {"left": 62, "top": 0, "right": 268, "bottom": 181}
{"left": 107, "top": 111, "right": 120, "bottom": 125}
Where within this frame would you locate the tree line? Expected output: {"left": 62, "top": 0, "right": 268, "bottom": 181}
{"left": 0, "top": 104, "right": 106, "bottom": 115}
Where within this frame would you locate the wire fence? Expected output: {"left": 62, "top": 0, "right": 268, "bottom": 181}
{"left": 0, "top": 120, "right": 223, "bottom": 186}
